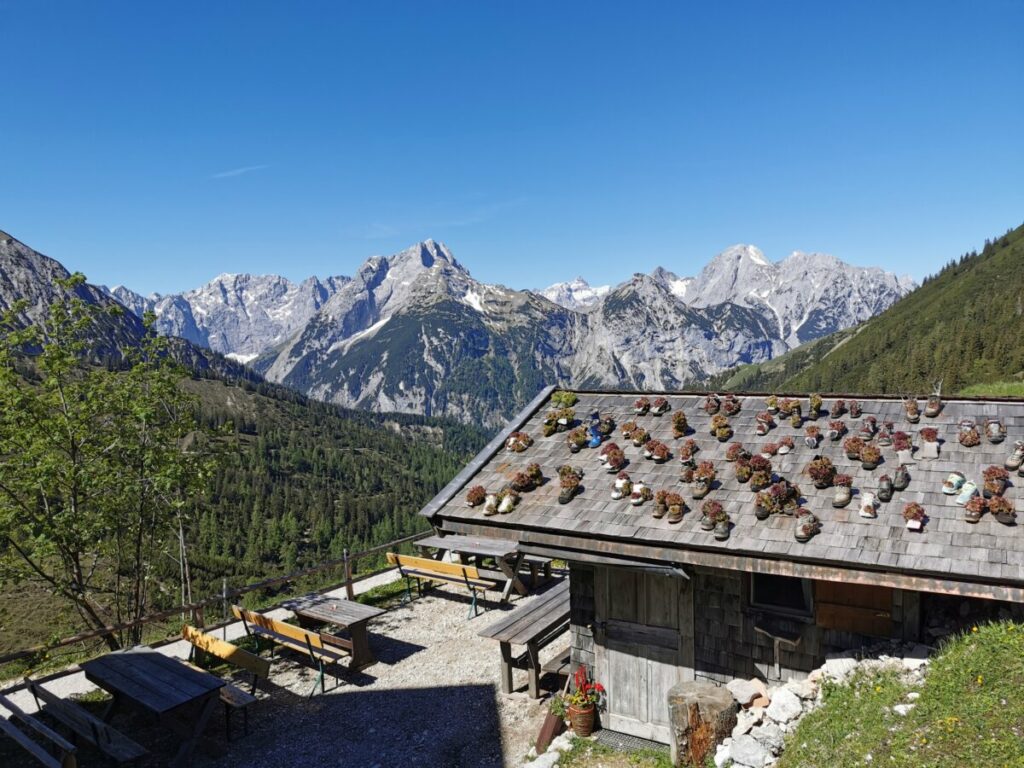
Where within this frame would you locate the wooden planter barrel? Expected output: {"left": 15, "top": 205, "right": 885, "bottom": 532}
{"left": 568, "top": 704, "right": 596, "bottom": 737}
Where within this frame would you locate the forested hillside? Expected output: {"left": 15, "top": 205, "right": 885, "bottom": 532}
{"left": 711, "top": 222, "right": 1024, "bottom": 395}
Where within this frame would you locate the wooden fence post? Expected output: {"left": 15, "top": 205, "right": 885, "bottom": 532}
{"left": 344, "top": 548, "right": 355, "bottom": 600}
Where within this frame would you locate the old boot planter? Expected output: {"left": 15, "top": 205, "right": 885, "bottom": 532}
{"left": 794, "top": 508, "right": 821, "bottom": 542}
{"left": 903, "top": 502, "right": 926, "bottom": 532}
{"left": 832, "top": 475, "right": 853, "bottom": 507}
{"left": 918, "top": 427, "right": 940, "bottom": 460}
{"left": 1005, "top": 440, "right": 1024, "bottom": 471}
{"left": 700, "top": 500, "right": 722, "bottom": 532}
{"left": 988, "top": 496, "right": 1017, "bottom": 525}
{"left": 892, "top": 464, "right": 911, "bottom": 492}
{"left": 986, "top": 418, "right": 1007, "bottom": 444}
{"left": 611, "top": 472, "right": 632, "bottom": 500}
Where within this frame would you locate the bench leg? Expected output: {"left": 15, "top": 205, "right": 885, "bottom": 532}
{"left": 468, "top": 588, "right": 478, "bottom": 619}
{"left": 499, "top": 642, "right": 514, "bottom": 694}
{"left": 526, "top": 642, "right": 541, "bottom": 699}
{"left": 348, "top": 623, "right": 374, "bottom": 670}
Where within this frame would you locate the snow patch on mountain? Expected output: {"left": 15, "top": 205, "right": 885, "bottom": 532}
{"left": 537, "top": 277, "right": 610, "bottom": 310}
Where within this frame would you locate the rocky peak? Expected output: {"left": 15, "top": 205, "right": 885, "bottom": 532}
{"left": 537, "top": 276, "right": 610, "bottom": 310}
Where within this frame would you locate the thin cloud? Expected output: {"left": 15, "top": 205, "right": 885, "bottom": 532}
{"left": 210, "top": 164, "right": 269, "bottom": 179}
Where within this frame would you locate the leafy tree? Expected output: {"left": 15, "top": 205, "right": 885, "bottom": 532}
{"left": 0, "top": 276, "right": 211, "bottom": 648}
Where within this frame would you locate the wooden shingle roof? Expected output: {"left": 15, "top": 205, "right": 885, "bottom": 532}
{"left": 421, "top": 388, "right": 1024, "bottom": 600}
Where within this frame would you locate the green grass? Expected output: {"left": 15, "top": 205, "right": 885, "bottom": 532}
{"left": 355, "top": 577, "right": 410, "bottom": 609}
{"left": 959, "top": 380, "right": 1024, "bottom": 397}
{"left": 779, "top": 621, "right": 1024, "bottom": 768}
{"left": 559, "top": 737, "right": 675, "bottom": 767}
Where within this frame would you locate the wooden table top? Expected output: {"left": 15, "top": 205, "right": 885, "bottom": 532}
{"left": 280, "top": 594, "right": 385, "bottom": 626}
{"left": 478, "top": 579, "right": 570, "bottom": 645}
{"left": 417, "top": 533, "right": 519, "bottom": 560}
{"left": 81, "top": 648, "right": 224, "bottom": 715}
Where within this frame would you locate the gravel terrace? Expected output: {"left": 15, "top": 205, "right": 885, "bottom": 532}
{"left": 1, "top": 573, "right": 564, "bottom": 768}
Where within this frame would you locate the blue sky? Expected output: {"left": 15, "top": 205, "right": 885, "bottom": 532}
{"left": 2, "top": 1, "right": 1022, "bottom": 295}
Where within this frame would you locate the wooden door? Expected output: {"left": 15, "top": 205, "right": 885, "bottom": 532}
{"left": 594, "top": 566, "right": 694, "bottom": 743}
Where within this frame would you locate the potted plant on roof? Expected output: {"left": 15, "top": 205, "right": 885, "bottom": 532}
{"left": 506, "top": 431, "right": 533, "bottom": 453}
{"left": 556, "top": 408, "right": 575, "bottom": 431}
{"left": 703, "top": 393, "right": 721, "bottom": 415}
{"left": 630, "top": 481, "right": 652, "bottom": 506}
{"left": 765, "top": 395, "right": 779, "bottom": 414}
{"left": 748, "top": 453, "right": 772, "bottom": 475}
{"left": 567, "top": 426, "right": 588, "bottom": 453}
{"left": 904, "top": 397, "right": 921, "bottom": 424}
{"left": 750, "top": 468, "right": 772, "bottom": 492}
{"left": 983, "top": 465, "right": 1010, "bottom": 498}
{"left": 860, "top": 443, "right": 882, "bottom": 470}
{"left": 778, "top": 435, "right": 795, "bottom": 455}
{"left": 964, "top": 495, "right": 987, "bottom": 524}
{"left": 988, "top": 496, "right": 1016, "bottom": 525}
{"left": 712, "top": 508, "right": 731, "bottom": 540}
{"left": 761, "top": 441, "right": 778, "bottom": 458}
{"left": 715, "top": 423, "right": 733, "bottom": 442}
{"left": 652, "top": 396, "right": 670, "bottom": 416}
{"left": 651, "top": 441, "right": 671, "bottom": 463}
{"left": 560, "top": 665, "right": 605, "bottom": 737}
{"left": 902, "top": 502, "right": 926, "bottom": 532}
{"left": 551, "top": 390, "right": 578, "bottom": 408}
{"left": 804, "top": 425, "right": 821, "bottom": 449}
{"left": 666, "top": 493, "right": 686, "bottom": 524}
{"left": 542, "top": 411, "right": 559, "bottom": 437}
{"left": 918, "top": 427, "right": 940, "bottom": 460}
{"left": 877, "top": 425, "right": 893, "bottom": 447}
{"left": 631, "top": 427, "right": 650, "bottom": 448}
{"left": 893, "top": 431, "right": 914, "bottom": 465}
{"left": 754, "top": 488, "right": 779, "bottom": 520}
{"left": 511, "top": 470, "right": 535, "bottom": 493}
{"left": 693, "top": 461, "right": 716, "bottom": 499}
{"left": 611, "top": 471, "right": 633, "bottom": 500}
{"left": 789, "top": 408, "right": 803, "bottom": 429}
{"left": 709, "top": 413, "right": 728, "bottom": 435}
{"left": 832, "top": 474, "right": 853, "bottom": 508}
{"left": 699, "top": 500, "right": 721, "bottom": 531}
{"left": 558, "top": 466, "right": 583, "bottom": 504}
{"left": 857, "top": 416, "right": 877, "bottom": 439}
{"left": 725, "top": 442, "right": 746, "bottom": 462}
{"left": 843, "top": 435, "right": 865, "bottom": 460}
{"left": 735, "top": 457, "right": 753, "bottom": 484}
{"left": 755, "top": 411, "right": 774, "bottom": 436}
{"left": 778, "top": 397, "right": 798, "bottom": 417}
{"left": 497, "top": 488, "right": 521, "bottom": 514}
{"left": 829, "top": 399, "right": 845, "bottom": 419}
{"left": 722, "top": 394, "right": 742, "bottom": 416}
{"left": 892, "top": 463, "right": 910, "bottom": 491}
{"left": 484, "top": 492, "right": 499, "bottom": 516}
{"left": 924, "top": 393, "right": 942, "bottom": 418}
{"left": 597, "top": 414, "right": 616, "bottom": 437}
{"left": 848, "top": 400, "right": 862, "bottom": 418}
{"left": 794, "top": 508, "right": 821, "bottom": 542}
{"left": 808, "top": 456, "right": 836, "bottom": 489}
{"left": 827, "top": 420, "right": 846, "bottom": 441}
{"left": 959, "top": 419, "right": 981, "bottom": 448}
{"left": 680, "top": 462, "right": 695, "bottom": 484}
{"left": 678, "top": 438, "right": 699, "bottom": 462}
{"left": 653, "top": 489, "right": 668, "bottom": 519}
{"left": 466, "top": 485, "right": 487, "bottom": 507}
{"left": 620, "top": 420, "right": 638, "bottom": 439}
{"left": 877, "top": 474, "right": 894, "bottom": 503}
{"left": 603, "top": 446, "right": 626, "bottom": 473}
{"left": 634, "top": 397, "right": 651, "bottom": 416}
{"left": 809, "top": 393, "right": 824, "bottom": 419}
{"left": 671, "top": 410, "right": 689, "bottom": 438}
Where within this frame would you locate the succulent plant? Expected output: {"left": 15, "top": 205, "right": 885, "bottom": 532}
{"left": 551, "top": 390, "right": 579, "bottom": 408}
{"left": 466, "top": 485, "right": 487, "bottom": 506}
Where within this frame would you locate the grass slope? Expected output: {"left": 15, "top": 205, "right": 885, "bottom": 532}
{"left": 714, "top": 222, "right": 1024, "bottom": 396}
{"left": 779, "top": 622, "right": 1024, "bottom": 768}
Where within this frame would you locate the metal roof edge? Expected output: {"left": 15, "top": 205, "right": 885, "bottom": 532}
{"left": 418, "top": 384, "right": 558, "bottom": 520}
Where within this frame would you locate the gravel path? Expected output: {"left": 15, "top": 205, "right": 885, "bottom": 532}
{"left": 2, "top": 571, "right": 563, "bottom": 768}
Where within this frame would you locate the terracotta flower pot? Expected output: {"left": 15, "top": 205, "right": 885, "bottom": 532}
{"left": 568, "top": 704, "right": 596, "bottom": 737}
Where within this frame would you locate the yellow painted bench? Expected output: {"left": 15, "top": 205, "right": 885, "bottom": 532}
{"left": 386, "top": 551, "right": 499, "bottom": 618}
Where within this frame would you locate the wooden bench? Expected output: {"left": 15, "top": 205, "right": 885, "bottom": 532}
{"left": 23, "top": 680, "right": 147, "bottom": 765}
{"left": 521, "top": 555, "right": 554, "bottom": 587}
{"left": 0, "top": 693, "right": 77, "bottom": 768}
{"left": 540, "top": 644, "right": 573, "bottom": 680}
{"left": 182, "top": 625, "right": 269, "bottom": 739}
{"left": 387, "top": 551, "right": 499, "bottom": 618}
{"left": 231, "top": 606, "right": 349, "bottom": 696}
{"left": 478, "top": 579, "right": 571, "bottom": 698}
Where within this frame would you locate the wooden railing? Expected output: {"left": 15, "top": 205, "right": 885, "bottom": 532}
{"left": 0, "top": 530, "right": 431, "bottom": 669}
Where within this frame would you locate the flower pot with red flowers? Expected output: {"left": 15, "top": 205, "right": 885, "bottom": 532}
{"left": 857, "top": 415, "right": 878, "bottom": 439}
{"left": 902, "top": 502, "right": 926, "bottom": 531}
{"left": 983, "top": 465, "right": 1010, "bottom": 498}
{"left": 918, "top": 427, "right": 940, "bottom": 460}
{"left": 700, "top": 499, "right": 723, "bottom": 531}
{"left": 843, "top": 435, "right": 866, "bottom": 460}
{"left": 725, "top": 442, "right": 746, "bottom": 462}
{"left": 748, "top": 454, "right": 772, "bottom": 476}
{"left": 832, "top": 474, "right": 853, "bottom": 508}
{"left": 567, "top": 426, "right": 588, "bottom": 453}
{"left": 829, "top": 399, "right": 845, "bottom": 419}
{"left": 693, "top": 461, "right": 716, "bottom": 499}
{"left": 860, "top": 444, "right": 882, "bottom": 470}
{"left": 505, "top": 431, "right": 533, "bottom": 453}
{"left": 988, "top": 496, "right": 1016, "bottom": 525}
{"left": 808, "top": 456, "right": 836, "bottom": 489}
{"left": 466, "top": 485, "right": 487, "bottom": 507}
{"left": 555, "top": 666, "right": 605, "bottom": 737}
{"left": 634, "top": 397, "right": 651, "bottom": 416}
{"left": 703, "top": 394, "right": 721, "bottom": 415}
{"left": 665, "top": 493, "right": 686, "bottom": 524}
{"left": 964, "top": 495, "right": 987, "bottom": 524}
{"left": 680, "top": 464, "right": 695, "bottom": 484}
{"left": 611, "top": 471, "right": 633, "bottom": 500}
{"left": 804, "top": 425, "right": 821, "bottom": 449}
{"left": 672, "top": 410, "right": 689, "bottom": 438}
{"left": 652, "top": 396, "right": 670, "bottom": 416}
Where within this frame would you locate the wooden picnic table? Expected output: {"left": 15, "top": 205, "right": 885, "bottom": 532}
{"left": 478, "top": 579, "right": 571, "bottom": 698}
{"left": 280, "top": 594, "right": 385, "bottom": 669}
{"left": 416, "top": 533, "right": 530, "bottom": 601}
{"left": 81, "top": 647, "right": 225, "bottom": 768}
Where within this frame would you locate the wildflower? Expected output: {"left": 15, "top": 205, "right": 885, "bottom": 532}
{"left": 972, "top": 626, "right": 978, "bottom": 633}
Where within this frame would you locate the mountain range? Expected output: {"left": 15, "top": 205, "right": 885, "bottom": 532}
{"left": 102, "top": 239, "right": 913, "bottom": 426}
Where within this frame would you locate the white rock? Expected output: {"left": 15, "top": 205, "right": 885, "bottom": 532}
{"left": 729, "top": 733, "right": 772, "bottom": 768}
{"left": 902, "top": 644, "right": 931, "bottom": 671}
{"left": 765, "top": 687, "right": 802, "bottom": 723}
{"left": 821, "top": 653, "right": 859, "bottom": 681}
{"left": 728, "top": 678, "right": 765, "bottom": 707}
{"left": 733, "top": 707, "right": 764, "bottom": 737}
{"left": 751, "top": 723, "right": 785, "bottom": 754}
{"left": 528, "top": 752, "right": 560, "bottom": 768}
{"left": 784, "top": 677, "right": 819, "bottom": 700}
{"left": 907, "top": 692, "right": 921, "bottom": 701}
{"left": 714, "top": 742, "right": 732, "bottom": 768}
{"left": 893, "top": 703, "right": 915, "bottom": 716}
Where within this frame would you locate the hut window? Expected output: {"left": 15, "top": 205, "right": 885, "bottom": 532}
{"left": 749, "top": 573, "right": 812, "bottom": 617}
